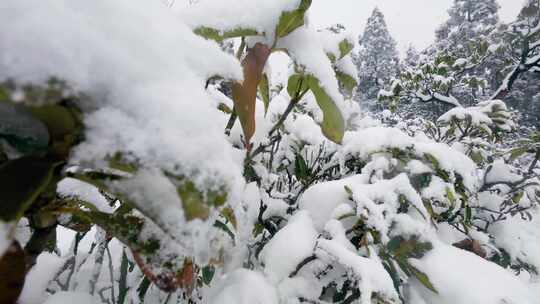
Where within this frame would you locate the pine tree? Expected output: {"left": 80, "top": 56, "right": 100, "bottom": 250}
{"left": 436, "top": 0, "right": 500, "bottom": 55}
{"left": 402, "top": 44, "right": 420, "bottom": 68}
{"left": 430, "top": 0, "right": 502, "bottom": 104}
{"left": 355, "top": 7, "right": 399, "bottom": 103}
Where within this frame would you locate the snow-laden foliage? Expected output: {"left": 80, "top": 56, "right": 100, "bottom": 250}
{"left": 0, "top": 1, "right": 539, "bottom": 304}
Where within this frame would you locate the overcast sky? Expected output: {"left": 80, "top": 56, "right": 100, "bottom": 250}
{"left": 311, "top": 0, "right": 525, "bottom": 54}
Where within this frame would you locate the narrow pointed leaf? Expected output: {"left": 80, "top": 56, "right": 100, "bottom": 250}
{"left": 275, "top": 0, "right": 312, "bottom": 38}
{"left": 287, "top": 74, "right": 309, "bottom": 98}
{"left": 336, "top": 71, "right": 357, "bottom": 97}
{"left": 409, "top": 265, "right": 438, "bottom": 294}
{"left": 232, "top": 43, "right": 271, "bottom": 147}
{"left": 306, "top": 76, "right": 345, "bottom": 144}
{"left": 194, "top": 26, "right": 259, "bottom": 43}
{"left": 259, "top": 73, "right": 271, "bottom": 115}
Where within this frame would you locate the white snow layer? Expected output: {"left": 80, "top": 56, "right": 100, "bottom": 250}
{"left": 1, "top": 0, "right": 244, "bottom": 191}
{"left": 42, "top": 292, "right": 97, "bottom": 304}
{"left": 207, "top": 269, "right": 278, "bottom": 304}
{"left": 260, "top": 211, "right": 318, "bottom": 283}
{"left": 411, "top": 242, "right": 536, "bottom": 304}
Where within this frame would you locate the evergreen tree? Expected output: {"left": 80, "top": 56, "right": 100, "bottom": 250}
{"left": 430, "top": 0, "right": 502, "bottom": 104}
{"left": 402, "top": 44, "right": 420, "bottom": 68}
{"left": 436, "top": 0, "right": 500, "bottom": 54}
{"left": 355, "top": 7, "right": 399, "bottom": 103}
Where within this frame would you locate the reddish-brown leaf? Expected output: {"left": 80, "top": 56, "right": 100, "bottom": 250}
{"left": 232, "top": 43, "right": 271, "bottom": 149}
{"left": 0, "top": 241, "right": 26, "bottom": 304}
{"left": 453, "top": 239, "right": 487, "bottom": 258}
{"left": 133, "top": 253, "right": 196, "bottom": 293}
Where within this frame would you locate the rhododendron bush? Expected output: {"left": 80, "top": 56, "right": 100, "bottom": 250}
{"left": 0, "top": 0, "right": 538, "bottom": 304}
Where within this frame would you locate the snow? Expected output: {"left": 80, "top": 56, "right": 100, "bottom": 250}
{"left": 438, "top": 107, "right": 492, "bottom": 126}
{"left": 1, "top": 0, "right": 244, "bottom": 192}
{"left": 485, "top": 159, "right": 523, "bottom": 184}
{"left": 42, "top": 292, "right": 97, "bottom": 304}
{"left": 277, "top": 27, "right": 349, "bottom": 118}
{"left": 298, "top": 174, "right": 365, "bottom": 230}
{"left": 410, "top": 242, "right": 536, "bottom": 304}
{"left": 110, "top": 169, "right": 185, "bottom": 233}
{"left": 336, "top": 56, "right": 359, "bottom": 82}
{"left": 207, "top": 269, "right": 278, "bottom": 304}
{"left": 316, "top": 240, "right": 399, "bottom": 304}
{"left": 260, "top": 211, "right": 318, "bottom": 283}
{"left": 57, "top": 178, "right": 114, "bottom": 213}
{"left": 340, "top": 127, "right": 479, "bottom": 191}
{"left": 0, "top": 222, "right": 12, "bottom": 258}
{"left": 490, "top": 207, "right": 540, "bottom": 269}
{"left": 19, "top": 253, "right": 66, "bottom": 304}
{"left": 176, "top": 0, "right": 300, "bottom": 42}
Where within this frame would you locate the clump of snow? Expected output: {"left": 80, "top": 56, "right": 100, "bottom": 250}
{"left": 316, "top": 239, "right": 399, "bottom": 304}
{"left": 207, "top": 269, "right": 278, "bottom": 304}
{"left": 277, "top": 27, "right": 349, "bottom": 119}
{"left": 176, "top": 0, "right": 301, "bottom": 42}
{"left": 486, "top": 159, "right": 523, "bottom": 184}
{"left": 42, "top": 292, "right": 97, "bottom": 304}
{"left": 299, "top": 174, "right": 365, "bottom": 230}
{"left": 19, "top": 253, "right": 66, "bottom": 304}
{"left": 410, "top": 242, "right": 536, "bottom": 304}
{"left": 438, "top": 107, "right": 492, "bottom": 126}
{"left": 260, "top": 211, "right": 318, "bottom": 283}
{"left": 490, "top": 207, "right": 540, "bottom": 270}
{"left": 1, "top": 0, "right": 244, "bottom": 192}
{"left": 340, "top": 127, "right": 479, "bottom": 191}
{"left": 57, "top": 178, "right": 114, "bottom": 213}
{"left": 110, "top": 169, "right": 185, "bottom": 233}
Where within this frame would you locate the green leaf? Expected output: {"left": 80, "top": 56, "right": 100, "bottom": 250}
{"left": 306, "top": 75, "right": 345, "bottom": 144}
{"left": 445, "top": 187, "right": 456, "bottom": 205}
{"left": 387, "top": 236, "right": 433, "bottom": 259}
{"left": 220, "top": 206, "right": 237, "bottom": 229}
{"left": 509, "top": 147, "right": 529, "bottom": 161}
{"left": 0, "top": 156, "right": 58, "bottom": 222}
{"left": 178, "top": 182, "right": 211, "bottom": 221}
{"left": 259, "top": 73, "right": 271, "bottom": 115}
{"left": 512, "top": 192, "right": 524, "bottom": 204}
{"left": 326, "top": 52, "right": 337, "bottom": 64}
{"left": 424, "top": 153, "right": 440, "bottom": 169}
{"left": 117, "top": 249, "right": 130, "bottom": 304}
{"left": 409, "top": 264, "right": 438, "bottom": 293}
{"left": 176, "top": 180, "right": 228, "bottom": 221}
{"left": 336, "top": 70, "right": 357, "bottom": 98}
{"left": 0, "top": 102, "right": 49, "bottom": 154}
{"left": 213, "top": 220, "right": 235, "bottom": 242}
{"left": 470, "top": 150, "right": 484, "bottom": 164}
{"left": 28, "top": 104, "right": 81, "bottom": 159}
{"left": 287, "top": 74, "right": 309, "bottom": 98}
{"left": 108, "top": 152, "right": 138, "bottom": 174}
{"left": 193, "top": 26, "right": 259, "bottom": 43}
{"left": 294, "top": 153, "right": 310, "bottom": 183}
{"left": 338, "top": 39, "right": 354, "bottom": 59}
{"left": 275, "top": 0, "right": 312, "bottom": 38}
{"left": 202, "top": 265, "right": 215, "bottom": 285}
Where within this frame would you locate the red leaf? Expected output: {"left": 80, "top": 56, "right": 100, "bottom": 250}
{"left": 232, "top": 43, "right": 271, "bottom": 149}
